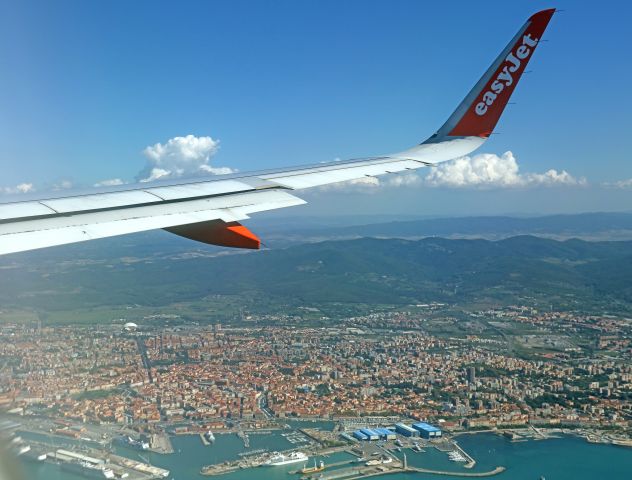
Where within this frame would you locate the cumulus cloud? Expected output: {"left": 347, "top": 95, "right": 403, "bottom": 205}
{"left": 318, "top": 176, "right": 381, "bottom": 192}
{"left": 137, "top": 134, "right": 235, "bottom": 183}
{"left": 424, "top": 152, "right": 584, "bottom": 188}
{"left": 324, "top": 151, "right": 585, "bottom": 192}
{"left": 0, "top": 183, "right": 34, "bottom": 195}
{"left": 93, "top": 178, "right": 125, "bottom": 187}
{"left": 0, "top": 180, "right": 74, "bottom": 196}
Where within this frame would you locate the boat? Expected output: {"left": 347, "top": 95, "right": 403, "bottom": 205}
{"left": 21, "top": 448, "right": 47, "bottom": 463}
{"left": 204, "top": 430, "right": 215, "bottom": 443}
{"left": 60, "top": 461, "right": 115, "bottom": 479}
{"left": 263, "top": 451, "right": 308, "bottom": 466}
{"left": 448, "top": 451, "right": 467, "bottom": 462}
{"left": 114, "top": 435, "right": 150, "bottom": 451}
{"left": 300, "top": 459, "right": 325, "bottom": 474}
{"left": 11, "top": 444, "right": 31, "bottom": 456}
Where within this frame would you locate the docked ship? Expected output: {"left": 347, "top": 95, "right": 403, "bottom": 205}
{"left": 263, "top": 451, "right": 308, "bottom": 466}
{"left": 115, "top": 435, "right": 150, "bottom": 451}
{"left": 300, "top": 459, "right": 324, "bottom": 474}
{"left": 61, "top": 461, "right": 115, "bottom": 479}
{"left": 204, "top": 430, "right": 215, "bottom": 443}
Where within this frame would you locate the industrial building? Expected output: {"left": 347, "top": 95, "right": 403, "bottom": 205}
{"left": 351, "top": 427, "right": 395, "bottom": 441}
{"left": 375, "top": 428, "right": 396, "bottom": 440}
{"left": 359, "top": 428, "right": 380, "bottom": 441}
{"left": 340, "top": 432, "right": 356, "bottom": 442}
{"left": 412, "top": 422, "right": 442, "bottom": 439}
{"left": 395, "top": 423, "right": 419, "bottom": 437}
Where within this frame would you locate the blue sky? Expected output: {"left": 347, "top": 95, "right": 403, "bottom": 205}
{"left": 0, "top": 0, "right": 631, "bottom": 216}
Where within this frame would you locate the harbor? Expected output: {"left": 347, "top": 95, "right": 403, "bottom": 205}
{"left": 7, "top": 416, "right": 632, "bottom": 480}
{"left": 198, "top": 420, "right": 496, "bottom": 479}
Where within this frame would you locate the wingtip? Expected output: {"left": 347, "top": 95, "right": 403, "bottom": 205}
{"left": 529, "top": 8, "right": 556, "bottom": 22}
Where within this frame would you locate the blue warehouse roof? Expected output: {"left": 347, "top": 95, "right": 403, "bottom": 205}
{"left": 413, "top": 422, "right": 441, "bottom": 432}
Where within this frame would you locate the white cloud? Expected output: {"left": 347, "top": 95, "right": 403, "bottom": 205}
{"left": 317, "top": 176, "right": 381, "bottom": 192}
{"left": 137, "top": 134, "right": 235, "bottom": 183}
{"left": 53, "top": 179, "right": 73, "bottom": 191}
{"left": 324, "top": 151, "right": 585, "bottom": 192}
{"left": 605, "top": 178, "right": 632, "bottom": 189}
{"left": 94, "top": 178, "right": 125, "bottom": 187}
{"left": 425, "top": 152, "right": 585, "bottom": 188}
{"left": 0, "top": 183, "right": 34, "bottom": 195}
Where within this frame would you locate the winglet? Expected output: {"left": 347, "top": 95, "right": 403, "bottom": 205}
{"left": 433, "top": 8, "right": 556, "bottom": 139}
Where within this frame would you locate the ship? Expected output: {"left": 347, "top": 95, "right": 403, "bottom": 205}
{"left": 10, "top": 444, "right": 31, "bottom": 456}
{"left": 21, "top": 448, "right": 47, "bottom": 463}
{"left": 204, "top": 430, "right": 215, "bottom": 443}
{"left": 300, "top": 459, "right": 324, "bottom": 474}
{"left": 366, "top": 456, "right": 393, "bottom": 466}
{"left": 114, "top": 435, "right": 150, "bottom": 451}
{"left": 60, "top": 461, "right": 115, "bottom": 479}
{"left": 263, "top": 451, "right": 308, "bottom": 466}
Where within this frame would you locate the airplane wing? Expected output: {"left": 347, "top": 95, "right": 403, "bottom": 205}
{"left": 0, "top": 9, "right": 555, "bottom": 256}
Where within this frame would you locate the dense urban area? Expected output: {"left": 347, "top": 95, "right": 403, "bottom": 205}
{"left": 2, "top": 304, "right": 631, "bottom": 432}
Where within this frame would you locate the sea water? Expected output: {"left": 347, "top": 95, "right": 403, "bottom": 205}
{"left": 16, "top": 430, "right": 632, "bottom": 480}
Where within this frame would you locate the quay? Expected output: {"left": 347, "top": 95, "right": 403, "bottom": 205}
{"left": 150, "top": 431, "right": 174, "bottom": 454}
{"left": 238, "top": 448, "right": 267, "bottom": 457}
{"left": 289, "top": 458, "right": 356, "bottom": 474}
{"left": 14, "top": 437, "right": 170, "bottom": 479}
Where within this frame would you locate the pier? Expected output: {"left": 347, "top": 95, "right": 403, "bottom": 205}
{"left": 406, "top": 466, "right": 506, "bottom": 477}
{"left": 237, "top": 430, "right": 250, "bottom": 448}
{"left": 238, "top": 448, "right": 267, "bottom": 457}
{"left": 452, "top": 441, "right": 476, "bottom": 468}
{"left": 289, "top": 458, "right": 356, "bottom": 474}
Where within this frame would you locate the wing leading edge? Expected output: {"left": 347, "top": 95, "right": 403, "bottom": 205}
{"left": 0, "top": 9, "right": 555, "bottom": 256}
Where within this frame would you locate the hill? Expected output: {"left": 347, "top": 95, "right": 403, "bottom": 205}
{"left": 1, "top": 235, "right": 632, "bottom": 322}
{"left": 256, "top": 212, "right": 632, "bottom": 245}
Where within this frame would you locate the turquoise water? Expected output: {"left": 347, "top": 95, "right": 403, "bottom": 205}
{"left": 16, "top": 430, "right": 632, "bottom": 480}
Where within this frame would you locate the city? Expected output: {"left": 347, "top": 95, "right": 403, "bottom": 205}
{"left": 1, "top": 303, "right": 630, "bottom": 478}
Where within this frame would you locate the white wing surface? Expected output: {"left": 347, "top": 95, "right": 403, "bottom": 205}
{"left": 0, "top": 9, "right": 555, "bottom": 255}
